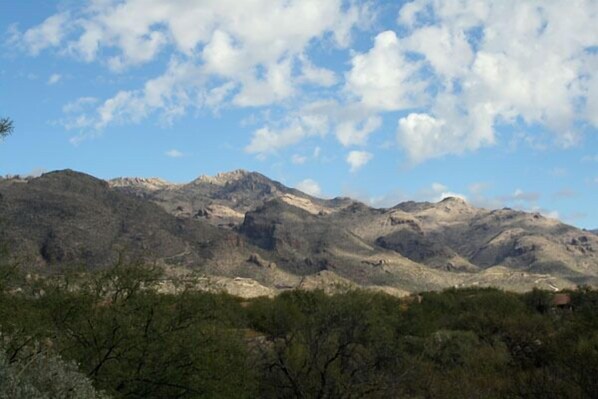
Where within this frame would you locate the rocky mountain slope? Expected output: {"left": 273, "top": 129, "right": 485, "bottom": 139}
{"left": 1, "top": 169, "right": 597, "bottom": 296}
{"left": 110, "top": 170, "right": 352, "bottom": 228}
{"left": 0, "top": 171, "right": 240, "bottom": 268}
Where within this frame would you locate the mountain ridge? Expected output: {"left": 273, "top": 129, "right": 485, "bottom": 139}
{"left": 1, "top": 169, "right": 596, "bottom": 296}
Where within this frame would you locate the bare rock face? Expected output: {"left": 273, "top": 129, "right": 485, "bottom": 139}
{"left": 109, "top": 177, "right": 173, "bottom": 191}
{"left": 239, "top": 199, "right": 374, "bottom": 276}
{"left": 247, "top": 253, "right": 276, "bottom": 269}
{"left": 2, "top": 169, "right": 598, "bottom": 295}
{"left": 109, "top": 169, "right": 341, "bottom": 230}
{"left": 375, "top": 230, "right": 456, "bottom": 265}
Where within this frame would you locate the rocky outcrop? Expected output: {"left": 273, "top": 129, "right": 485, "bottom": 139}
{"left": 2, "top": 169, "right": 597, "bottom": 294}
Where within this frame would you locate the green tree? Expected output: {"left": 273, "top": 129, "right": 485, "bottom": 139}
{"left": 248, "top": 291, "right": 405, "bottom": 399}
{"left": 43, "top": 262, "right": 255, "bottom": 398}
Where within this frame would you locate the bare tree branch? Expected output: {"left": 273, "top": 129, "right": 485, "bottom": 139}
{"left": 0, "top": 118, "right": 14, "bottom": 139}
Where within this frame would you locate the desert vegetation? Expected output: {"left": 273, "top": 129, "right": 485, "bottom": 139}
{"left": 0, "top": 117, "right": 13, "bottom": 140}
{"left": 1, "top": 252, "right": 597, "bottom": 398}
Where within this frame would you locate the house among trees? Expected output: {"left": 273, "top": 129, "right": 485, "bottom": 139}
{"left": 552, "top": 293, "right": 572, "bottom": 311}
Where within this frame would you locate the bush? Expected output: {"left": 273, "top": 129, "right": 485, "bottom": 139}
{"left": 0, "top": 342, "right": 107, "bottom": 399}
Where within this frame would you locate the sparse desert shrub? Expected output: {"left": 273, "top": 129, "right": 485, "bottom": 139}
{"left": 0, "top": 343, "right": 107, "bottom": 399}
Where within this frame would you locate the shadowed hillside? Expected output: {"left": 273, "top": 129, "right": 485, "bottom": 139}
{"left": 1, "top": 169, "right": 597, "bottom": 295}
{"left": 0, "top": 170, "right": 236, "bottom": 269}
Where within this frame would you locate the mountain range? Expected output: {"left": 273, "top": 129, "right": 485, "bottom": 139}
{"left": 1, "top": 169, "right": 597, "bottom": 297}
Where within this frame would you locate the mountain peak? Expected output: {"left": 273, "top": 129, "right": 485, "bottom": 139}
{"left": 109, "top": 177, "right": 174, "bottom": 191}
{"left": 439, "top": 196, "right": 468, "bottom": 205}
{"left": 192, "top": 169, "right": 259, "bottom": 186}
{"left": 430, "top": 196, "right": 475, "bottom": 215}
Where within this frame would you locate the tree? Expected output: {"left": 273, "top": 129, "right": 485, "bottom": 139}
{"left": 248, "top": 291, "right": 406, "bottom": 398}
{"left": 0, "top": 343, "right": 108, "bottom": 399}
{"left": 0, "top": 117, "right": 14, "bottom": 139}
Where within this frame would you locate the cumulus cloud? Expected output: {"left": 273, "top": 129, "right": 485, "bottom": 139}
{"left": 346, "top": 150, "right": 373, "bottom": 172}
{"left": 295, "top": 178, "right": 322, "bottom": 197}
{"left": 345, "top": 30, "right": 424, "bottom": 111}
{"left": 351, "top": 0, "right": 598, "bottom": 162}
{"left": 245, "top": 99, "right": 386, "bottom": 157}
{"left": 245, "top": 122, "right": 311, "bottom": 157}
{"left": 15, "top": 0, "right": 369, "bottom": 139}
{"left": 298, "top": 55, "right": 338, "bottom": 87}
{"left": 17, "top": 12, "right": 70, "bottom": 55}
{"left": 13, "top": 0, "right": 598, "bottom": 165}
{"left": 418, "top": 1, "right": 593, "bottom": 159}
{"left": 396, "top": 105, "right": 495, "bottom": 163}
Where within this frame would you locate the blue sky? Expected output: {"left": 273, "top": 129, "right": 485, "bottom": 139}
{"left": 1, "top": 0, "right": 597, "bottom": 228}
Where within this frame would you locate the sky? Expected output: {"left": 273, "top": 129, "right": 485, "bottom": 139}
{"left": 0, "top": 0, "right": 597, "bottom": 228}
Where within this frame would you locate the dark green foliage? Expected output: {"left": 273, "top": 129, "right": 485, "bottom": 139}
{"left": 247, "top": 290, "right": 404, "bottom": 398}
{"left": 1, "top": 259, "right": 597, "bottom": 398}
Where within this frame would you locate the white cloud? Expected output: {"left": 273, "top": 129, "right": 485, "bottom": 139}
{"left": 295, "top": 178, "right": 322, "bottom": 197}
{"left": 245, "top": 122, "right": 308, "bottom": 157}
{"left": 245, "top": 99, "right": 386, "bottom": 157}
{"left": 298, "top": 54, "right": 338, "bottom": 87}
{"left": 62, "top": 97, "right": 98, "bottom": 114}
{"left": 63, "top": 58, "right": 208, "bottom": 130}
{"left": 393, "top": 0, "right": 597, "bottom": 160}
{"left": 47, "top": 73, "right": 62, "bottom": 85}
{"left": 436, "top": 191, "right": 467, "bottom": 202}
{"left": 17, "top": 0, "right": 369, "bottom": 139}
{"left": 512, "top": 189, "right": 540, "bottom": 202}
{"left": 419, "top": 182, "right": 467, "bottom": 202}
{"left": 233, "top": 58, "right": 295, "bottom": 107}
{"left": 15, "top": 0, "right": 598, "bottom": 165}
{"left": 345, "top": 30, "right": 424, "bottom": 111}
{"left": 346, "top": 150, "right": 373, "bottom": 172}
{"left": 542, "top": 210, "right": 560, "bottom": 220}
{"left": 291, "top": 154, "right": 307, "bottom": 165}
{"left": 244, "top": 100, "right": 334, "bottom": 157}
{"left": 19, "top": 12, "right": 70, "bottom": 55}
{"left": 336, "top": 116, "right": 382, "bottom": 147}
{"left": 404, "top": 25, "right": 474, "bottom": 82}
{"left": 26, "top": 168, "right": 47, "bottom": 178}
{"left": 397, "top": 114, "right": 446, "bottom": 162}
{"left": 165, "top": 149, "right": 184, "bottom": 158}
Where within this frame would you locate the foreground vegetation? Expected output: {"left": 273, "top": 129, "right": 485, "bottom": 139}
{"left": 0, "top": 257, "right": 597, "bottom": 398}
